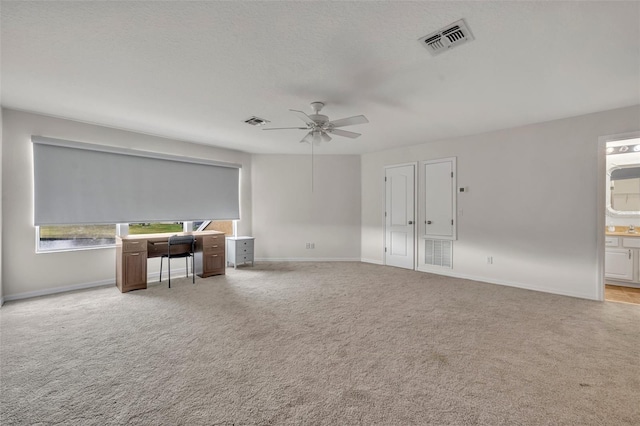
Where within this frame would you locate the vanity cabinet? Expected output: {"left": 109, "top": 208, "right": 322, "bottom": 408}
{"left": 604, "top": 234, "right": 640, "bottom": 285}
{"left": 605, "top": 248, "right": 634, "bottom": 281}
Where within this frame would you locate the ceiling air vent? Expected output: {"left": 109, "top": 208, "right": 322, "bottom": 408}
{"left": 244, "top": 116, "right": 270, "bottom": 126}
{"left": 418, "top": 19, "right": 474, "bottom": 56}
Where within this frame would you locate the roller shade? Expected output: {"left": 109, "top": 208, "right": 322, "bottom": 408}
{"left": 32, "top": 136, "right": 240, "bottom": 225}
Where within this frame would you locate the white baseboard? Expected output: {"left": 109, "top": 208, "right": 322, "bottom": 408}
{"left": 361, "top": 258, "right": 384, "bottom": 265}
{"left": 0, "top": 296, "right": 5, "bottom": 307}
{"left": 255, "top": 257, "right": 361, "bottom": 262}
{"left": 3, "top": 278, "right": 115, "bottom": 303}
{"left": 2, "top": 267, "right": 194, "bottom": 303}
{"left": 415, "top": 266, "right": 598, "bottom": 301}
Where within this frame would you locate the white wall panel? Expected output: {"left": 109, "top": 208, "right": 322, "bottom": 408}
{"left": 0, "top": 109, "right": 3, "bottom": 303}
{"left": 251, "top": 154, "right": 360, "bottom": 260}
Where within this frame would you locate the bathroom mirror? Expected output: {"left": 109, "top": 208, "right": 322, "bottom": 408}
{"left": 608, "top": 165, "right": 640, "bottom": 216}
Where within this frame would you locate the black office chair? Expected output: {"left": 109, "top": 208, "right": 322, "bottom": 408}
{"left": 160, "top": 235, "right": 196, "bottom": 288}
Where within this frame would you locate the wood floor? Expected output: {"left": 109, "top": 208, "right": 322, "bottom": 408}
{"left": 605, "top": 284, "right": 640, "bottom": 305}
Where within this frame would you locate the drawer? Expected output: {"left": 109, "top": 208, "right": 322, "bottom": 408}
{"left": 123, "top": 239, "right": 147, "bottom": 253}
{"left": 203, "top": 252, "right": 225, "bottom": 274}
{"left": 147, "top": 241, "right": 167, "bottom": 257}
{"left": 203, "top": 234, "right": 225, "bottom": 245}
{"left": 234, "top": 254, "right": 254, "bottom": 263}
{"left": 605, "top": 237, "right": 620, "bottom": 247}
{"left": 235, "top": 239, "right": 254, "bottom": 249}
{"left": 202, "top": 235, "right": 225, "bottom": 253}
{"left": 234, "top": 246, "right": 254, "bottom": 256}
{"left": 623, "top": 237, "right": 640, "bottom": 248}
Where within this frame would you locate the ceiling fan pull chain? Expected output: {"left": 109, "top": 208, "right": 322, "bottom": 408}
{"left": 311, "top": 140, "right": 314, "bottom": 193}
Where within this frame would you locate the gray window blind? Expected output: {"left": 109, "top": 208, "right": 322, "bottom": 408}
{"left": 32, "top": 136, "right": 240, "bottom": 225}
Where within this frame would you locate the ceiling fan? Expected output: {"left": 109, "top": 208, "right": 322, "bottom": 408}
{"left": 263, "top": 101, "right": 369, "bottom": 144}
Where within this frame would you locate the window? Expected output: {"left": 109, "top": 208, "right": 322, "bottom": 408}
{"left": 32, "top": 136, "right": 241, "bottom": 253}
{"left": 201, "top": 220, "right": 234, "bottom": 236}
{"left": 37, "top": 224, "right": 116, "bottom": 252}
{"left": 128, "top": 222, "right": 184, "bottom": 235}
{"left": 36, "top": 220, "right": 234, "bottom": 253}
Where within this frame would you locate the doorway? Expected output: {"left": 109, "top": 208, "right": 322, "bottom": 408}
{"left": 384, "top": 164, "right": 416, "bottom": 269}
{"left": 601, "top": 132, "right": 640, "bottom": 305}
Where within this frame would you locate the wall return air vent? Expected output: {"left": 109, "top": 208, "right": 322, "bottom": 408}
{"left": 424, "top": 239, "right": 453, "bottom": 268}
{"left": 418, "top": 19, "right": 474, "bottom": 56}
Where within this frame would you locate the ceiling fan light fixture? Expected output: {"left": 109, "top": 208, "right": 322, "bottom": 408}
{"left": 312, "top": 131, "right": 322, "bottom": 144}
{"left": 301, "top": 132, "right": 314, "bottom": 144}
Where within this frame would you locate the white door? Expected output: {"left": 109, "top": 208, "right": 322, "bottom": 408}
{"left": 424, "top": 159, "right": 455, "bottom": 238}
{"left": 385, "top": 164, "right": 415, "bottom": 269}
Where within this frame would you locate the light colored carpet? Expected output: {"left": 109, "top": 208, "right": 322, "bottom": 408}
{"left": 1, "top": 262, "right": 639, "bottom": 425}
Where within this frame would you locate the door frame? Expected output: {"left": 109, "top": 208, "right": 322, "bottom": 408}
{"left": 383, "top": 162, "right": 418, "bottom": 269}
{"left": 598, "top": 131, "right": 640, "bottom": 302}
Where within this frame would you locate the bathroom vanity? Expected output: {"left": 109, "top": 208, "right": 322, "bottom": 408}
{"left": 605, "top": 227, "right": 640, "bottom": 288}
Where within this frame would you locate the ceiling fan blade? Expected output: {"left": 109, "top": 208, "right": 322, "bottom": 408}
{"left": 328, "top": 115, "right": 369, "bottom": 128}
{"left": 327, "top": 128, "right": 361, "bottom": 139}
{"left": 263, "top": 127, "right": 308, "bottom": 130}
{"left": 289, "top": 109, "right": 316, "bottom": 126}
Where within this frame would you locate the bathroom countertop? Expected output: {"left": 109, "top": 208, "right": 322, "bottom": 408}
{"left": 606, "top": 226, "right": 640, "bottom": 237}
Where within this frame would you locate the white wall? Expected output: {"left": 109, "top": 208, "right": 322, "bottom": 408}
{"left": 0, "top": 108, "right": 3, "bottom": 304}
{"left": 362, "top": 105, "right": 640, "bottom": 300}
{"left": 252, "top": 154, "right": 360, "bottom": 261}
{"left": 1, "top": 109, "right": 252, "bottom": 299}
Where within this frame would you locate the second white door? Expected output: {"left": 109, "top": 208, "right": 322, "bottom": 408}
{"left": 385, "top": 164, "right": 415, "bottom": 269}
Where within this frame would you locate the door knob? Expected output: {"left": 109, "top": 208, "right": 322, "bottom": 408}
{"left": 427, "top": 220, "right": 432, "bottom": 224}
{"left": 408, "top": 221, "right": 414, "bottom": 225}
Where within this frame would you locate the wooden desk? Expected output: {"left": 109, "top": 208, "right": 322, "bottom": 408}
{"left": 115, "top": 231, "right": 226, "bottom": 293}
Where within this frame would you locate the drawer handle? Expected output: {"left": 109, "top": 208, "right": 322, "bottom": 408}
{"left": 130, "top": 253, "right": 140, "bottom": 256}
{"left": 129, "top": 241, "right": 139, "bottom": 244}
{"left": 212, "top": 254, "right": 218, "bottom": 257}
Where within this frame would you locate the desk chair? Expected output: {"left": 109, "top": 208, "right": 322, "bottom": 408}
{"left": 160, "top": 235, "right": 196, "bottom": 288}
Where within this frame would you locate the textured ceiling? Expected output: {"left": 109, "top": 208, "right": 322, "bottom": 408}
{"left": 1, "top": 1, "right": 639, "bottom": 155}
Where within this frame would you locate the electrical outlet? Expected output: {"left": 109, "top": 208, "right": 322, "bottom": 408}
{"left": 306, "top": 243, "right": 310, "bottom": 249}
{"left": 486, "top": 256, "right": 493, "bottom": 264}
{"left": 310, "top": 243, "right": 315, "bottom": 249}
